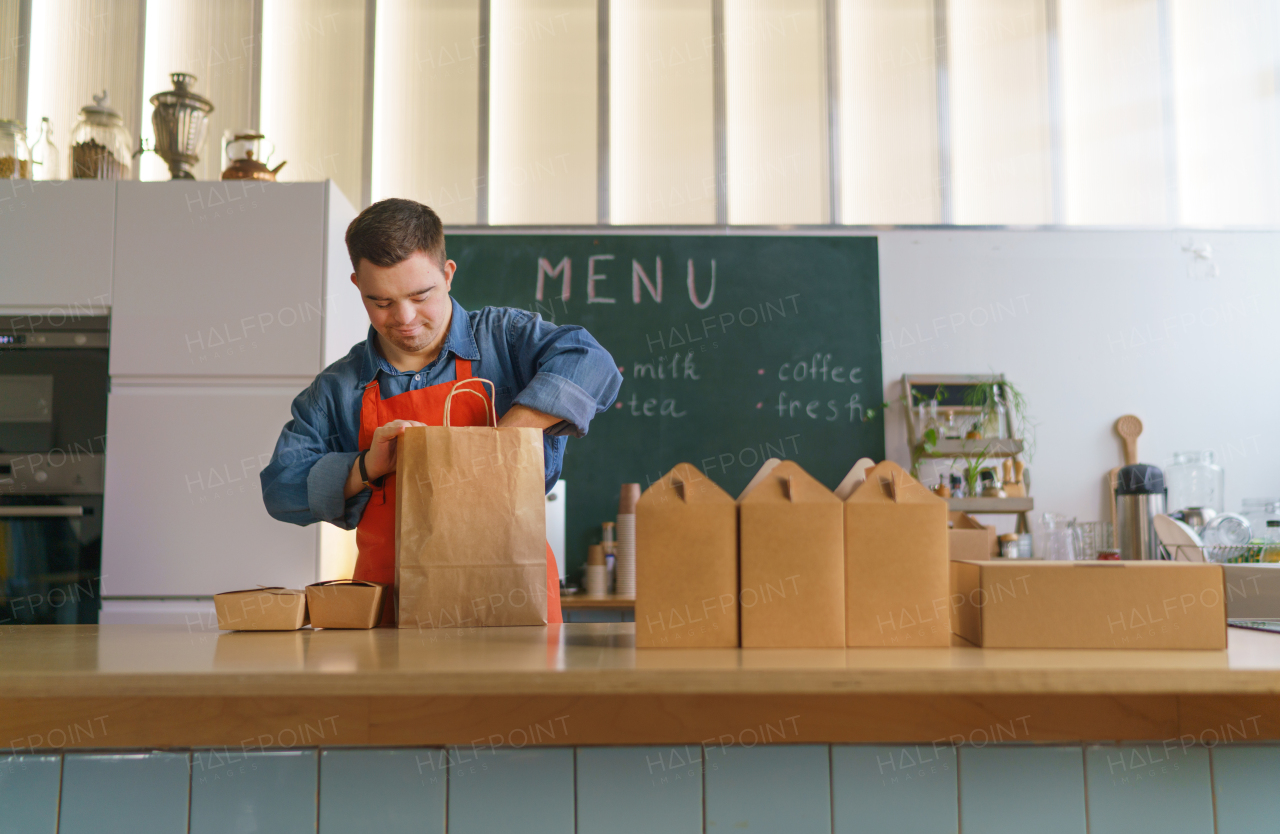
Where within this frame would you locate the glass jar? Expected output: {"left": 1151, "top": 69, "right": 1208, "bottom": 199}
{"left": 70, "top": 92, "right": 132, "bottom": 179}
{"left": 0, "top": 120, "right": 32, "bottom": 179}
{"left": 1242, "top": 499, "right": 1280, "bottom": 543}
{"left": 1165, "top": 451, "right": 1224, "bottom": 514}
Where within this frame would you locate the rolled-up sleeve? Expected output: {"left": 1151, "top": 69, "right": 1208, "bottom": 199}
{"left": 506, "top": 311, "right": 622, "bottom": 437}
{"left": 260, "top": 382, "right": 370, "bottom": 529}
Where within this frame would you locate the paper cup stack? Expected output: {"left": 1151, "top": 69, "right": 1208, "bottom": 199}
{"left": 615, "top": 484, "right": 640, "bottom": 597}
{"left": 585, "top": 545, "right": 609, "bottom": 597}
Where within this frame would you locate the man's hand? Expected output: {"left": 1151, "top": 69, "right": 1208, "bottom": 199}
{"left": 344, "top": 419, "right": 426, "bottom": 498}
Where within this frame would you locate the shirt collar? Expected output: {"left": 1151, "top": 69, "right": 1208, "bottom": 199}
{"left": 358, "top": 297, "right": 478, "bottom": 385}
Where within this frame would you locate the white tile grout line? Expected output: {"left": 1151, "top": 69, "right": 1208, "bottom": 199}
{"left": 1207, "top": 745, "right": 1220, "bottom": 834}
{"left": 702, "top": 743, "right": 708, "bottom": 834}
{"left": 186, "top": 750, "right": 195, "bottom": 834}
{"left": 314, "top": 748, "right": 322, "bottom": 834}
{"left": 955, "top": 745, "right": 963, "bottom": 834}
{"left": 1080, "top": 744, "right": 1091, "bottom": 834}
{"left": 55, "top": 752, "right": 64, "bottom": 834}
{"left": 827, "top": 745, "right": 836, "bottom": 834}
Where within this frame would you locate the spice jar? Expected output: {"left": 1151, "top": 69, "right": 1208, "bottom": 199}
{"left": 70, "top": 92, "right": 132, "bottom": 179}
{"left": 0, "top": 120, "right": 31, "bottom": 179}
{"left": 999, "top": 533, "right": 1021, "bottom": 559}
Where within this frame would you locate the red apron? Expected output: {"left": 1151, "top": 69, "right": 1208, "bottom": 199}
{"left": 353, "top": 355, "right": 562, "bottom": 626}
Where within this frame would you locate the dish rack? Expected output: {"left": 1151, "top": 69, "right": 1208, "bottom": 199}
{"left": 1160, "top": 543, "right": 1280, "bottom": 564}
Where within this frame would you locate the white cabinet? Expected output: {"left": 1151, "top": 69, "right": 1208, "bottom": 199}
{"left": 110, "top": 182, "right": 326, "bottom": 377}
{"left": 0, "top": 181, "right": 115, "bottom": 309}
{"left": 101, "top": 385, "right": 317, "bottom": 597}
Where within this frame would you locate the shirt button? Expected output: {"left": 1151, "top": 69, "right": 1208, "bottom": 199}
{"left": 414, "top": 374, "right": 420, "bottom": 381}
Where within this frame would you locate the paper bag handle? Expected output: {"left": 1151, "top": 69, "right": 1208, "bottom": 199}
{"left": 309, "top": 579, "right": 381, "bottom": 588}
{"left": 443, "top": 378, "right": 498, "bottom": 427}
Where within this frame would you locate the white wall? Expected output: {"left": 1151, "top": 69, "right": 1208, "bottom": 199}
{"left": 878, "top": 229, "right": 1280, "bottom": 527}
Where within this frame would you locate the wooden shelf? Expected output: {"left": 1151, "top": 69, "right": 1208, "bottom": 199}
{"left": 560, "top": 594, "right": 635, "bottom": 610}
{"left": 918, "top": 438, "right": 1024, "bottom": 458}
{"left": 949, "top": 497, "right": 1034, "bottom": 513}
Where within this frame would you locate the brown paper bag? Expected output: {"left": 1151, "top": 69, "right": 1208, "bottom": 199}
{"left": 843, "top": 460, "right": 950, "bottom": 646}
{"left": 395, "top": 381, "right": 548, "bottom": 628}
{"left": 738, "top": 460, "right": 845, "bottom": 648}
{"left": 635, "top": 463, "right": 738, "bottom": 648}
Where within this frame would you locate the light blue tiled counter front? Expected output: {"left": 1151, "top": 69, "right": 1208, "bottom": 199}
{"left": 9, "top": 742, "right": 1280, "bottom": 832}
{"left": 0, "top": 755, "right": 61, "bottom": 834}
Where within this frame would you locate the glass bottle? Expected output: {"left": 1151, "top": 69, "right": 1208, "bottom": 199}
{"left": 943, "top": 409, "right": 959, "bottom": 440}
{"left": 1241, "top": 499, "right": 1280, "bottom": 543}
{"left": 0, "top": 120, "right": 31, "bottom": 179}
{"left": 32, "top": 118, "right": 59, "bottom": 180}
{"left": 982, "top": 384, "right": 1009, "bottom": 439}
{"left": 1165, "top": 451, "right": 1225, "bottom": 514}
{"left": 924, "top": 400, "right": 941, "bottom": 439}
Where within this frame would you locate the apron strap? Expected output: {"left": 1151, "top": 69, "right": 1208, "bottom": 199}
{"left": 358, "top": 378, "right": 381, "bottom": 450}
{"left": 455, "top": 357, "right": 472, "bottom": 380}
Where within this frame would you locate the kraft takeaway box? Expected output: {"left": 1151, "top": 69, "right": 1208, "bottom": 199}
{"left": 214, "top": 587, "right": 309, "bottom": 631}
{"left": 305, "top": 580, "right": 387, "bottom": 629}
{"left": 843, "top": 460, "right": 950, "bottom": 647}
{"left": 635, "top": 463, "right": 738, "bottom": 648}
{"left": 949, "top": 512, "right": 997, "bottom": 561}
{"left": 738, "top": 460, "right": 844, "bottom": 648}
{"left": 950, "top": 561, "right": 1228, "bottom": 649}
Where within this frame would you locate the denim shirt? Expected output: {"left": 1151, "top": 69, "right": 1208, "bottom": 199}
{"left": 260, "top": 298, "right": 622, "bottom": 529}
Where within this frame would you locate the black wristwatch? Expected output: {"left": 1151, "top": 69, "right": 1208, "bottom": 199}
{"left": 358, "top": 451, "right": 386, "bottom": 489}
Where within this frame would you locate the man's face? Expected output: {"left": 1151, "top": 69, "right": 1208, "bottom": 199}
{"left": 351, "top": 251, "right": 456, "bottom": 355}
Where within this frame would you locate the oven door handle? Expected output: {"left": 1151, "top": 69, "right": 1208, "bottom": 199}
{"left": 0, "top": 506, "right": 86, "bottom": 517}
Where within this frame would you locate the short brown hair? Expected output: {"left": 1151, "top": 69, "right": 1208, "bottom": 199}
{"left": 345, "top": 198, "right": 447, "bottom": 272}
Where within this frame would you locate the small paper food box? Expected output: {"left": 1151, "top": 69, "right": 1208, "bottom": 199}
{"left": 841, "top": 460, "right": 950, "bottom": 647}
{"left": 214, "top": 587, "right": 309, "bottom": 631}
{"left": 306, "top": 580, "right": 387, "bottom": 629}
{"left": 949, "top": 512, "right": 997, "bottom": 561}
{"left": 635, "top": 463, "right": 738, "bottom": 648}
{"left": 738, "top": 459, "right": 844, "bottom": 648}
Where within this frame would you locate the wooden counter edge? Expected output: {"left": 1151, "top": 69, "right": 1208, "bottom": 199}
{"left": 3, "top": 668, "right": 1280, "bottom": 698}
{"left": 5, "top": 693, "right": 1280, "bottom": 748}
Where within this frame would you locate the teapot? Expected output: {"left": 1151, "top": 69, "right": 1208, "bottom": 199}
{"left": 221, "top": 132, "right": 286, "bottom": 181}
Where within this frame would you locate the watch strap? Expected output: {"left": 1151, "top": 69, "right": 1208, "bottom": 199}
{"left": 358, "top": 450, "right": 385, "bottom": 489}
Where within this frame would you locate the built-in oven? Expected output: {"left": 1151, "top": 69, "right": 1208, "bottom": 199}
{"left": 0, "top": 315, "right": 108, "bottom": 624}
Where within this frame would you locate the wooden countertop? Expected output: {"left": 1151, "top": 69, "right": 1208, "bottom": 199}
{"left": 0, "top": 624, "right": 1278, "bottom": 698}
{"left": 4, "top": 624, "right": 1280, "bottom": 747}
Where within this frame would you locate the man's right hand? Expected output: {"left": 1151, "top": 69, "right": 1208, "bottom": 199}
{"left": 365, "top": 419, "right": 427, "bottom": 481}
{"left": 344, "top": 419, "right": 426, "bottom": 498}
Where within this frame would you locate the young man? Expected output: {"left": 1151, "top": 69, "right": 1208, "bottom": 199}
{"left": 261, "top": 199, "right": 622, "bottom": 624}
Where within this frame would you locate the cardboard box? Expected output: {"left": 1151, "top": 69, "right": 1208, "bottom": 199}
{"left": 738, "top": 459, "right": 844, "bottom": 648}
{"left": 1222, "top": 563, "right": 1280, "bottom": 619}
{"left": 950, "top": 560, "right": 1227, "bottom": 649}
{"left": 842, "top": 460, "right": 950, "bottom": 647}
{"left": 949, "top": 512, "right": 996, "bottom": 561}
{"left": 635, "top": 462, "right": 738, "bottom": 648}
{"left": 306, "top": 580, "right": 387, "bottom": 629}
{"left": 214, "top": 587, "right": 309, "bottom": 631}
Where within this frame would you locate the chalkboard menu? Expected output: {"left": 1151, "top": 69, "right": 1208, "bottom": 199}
{"left": 449, "top": 234, "right": 883, "bottom": 579}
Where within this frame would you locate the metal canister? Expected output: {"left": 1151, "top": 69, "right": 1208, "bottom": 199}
{"left": 1115, "top": 463, "right": 1166, "bottom": 560}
